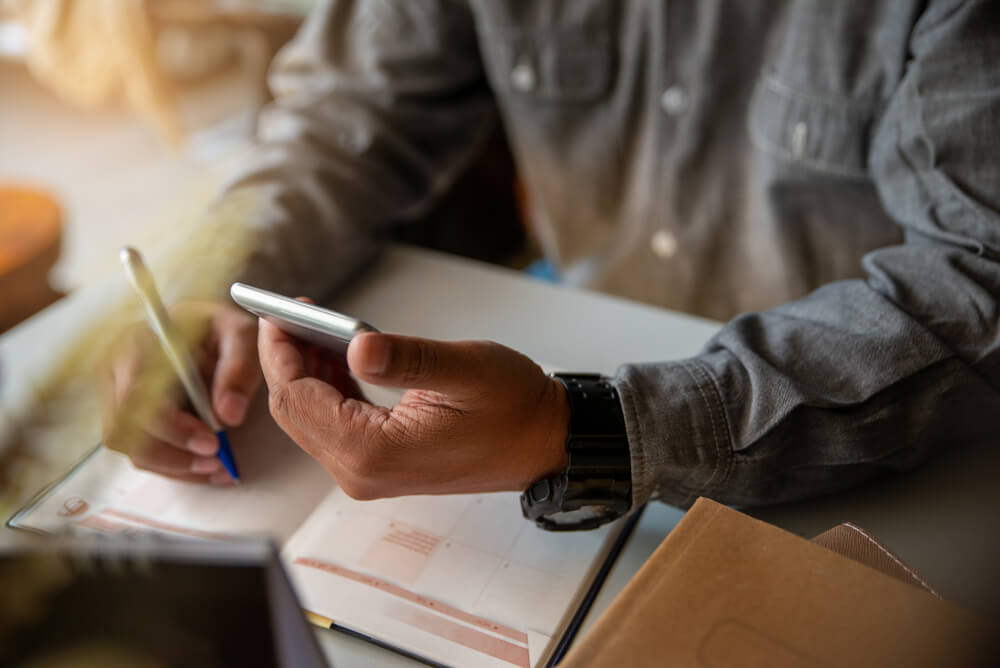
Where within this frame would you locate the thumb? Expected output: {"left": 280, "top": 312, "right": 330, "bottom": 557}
{"left": 347, "top": 333, "right": 481, "bottom": 394}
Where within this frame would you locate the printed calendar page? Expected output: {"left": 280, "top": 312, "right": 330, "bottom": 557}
{"left": 285, "top": 489, "right": 619, "bottom": 667}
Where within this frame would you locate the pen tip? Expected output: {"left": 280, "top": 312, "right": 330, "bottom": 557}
{"left": 120, "top": 246, "right": 139, "bottom": 265}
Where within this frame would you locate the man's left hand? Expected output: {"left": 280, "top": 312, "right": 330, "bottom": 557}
{"left": 258, "top": 320, "right": 570, "bottom": 499}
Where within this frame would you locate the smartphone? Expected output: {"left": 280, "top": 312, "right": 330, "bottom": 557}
{"left": 230, "top": 282, "right": 379, "bottom": 353}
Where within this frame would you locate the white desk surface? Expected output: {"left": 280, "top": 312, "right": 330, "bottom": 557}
{"left": 2, "top": 245, "right": 998, "bottom": 667}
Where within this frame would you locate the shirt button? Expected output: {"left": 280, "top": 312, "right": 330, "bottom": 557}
{"left": 660, "top": 85, "right": 689, "bottom": 115}
{"left": 510, "top": 59, "right": 537, "bottom": 92}
{"left": 336, "top": 129, "right": 368, "bottom": 154}
{"left": 650, "top": 229, "right": 678, "bottom": 260}
{"left": 790, "top": 121, "right": 808, "bottom": 159}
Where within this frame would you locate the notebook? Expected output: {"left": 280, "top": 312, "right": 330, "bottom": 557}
{"left": 7, "top": 383, "right": 638, "bottom": 668}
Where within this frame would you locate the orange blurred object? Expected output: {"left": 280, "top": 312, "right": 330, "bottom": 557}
{"left": 0, "top": 186, "right": 64, "bottom": 332}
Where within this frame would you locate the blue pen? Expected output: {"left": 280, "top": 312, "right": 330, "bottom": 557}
{"left": 120, "top": 247, "right": 240, "bottom": 482}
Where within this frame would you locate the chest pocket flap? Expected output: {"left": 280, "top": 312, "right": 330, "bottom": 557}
{"left": 749, "top": 75, "right": 879, "bottom": 180}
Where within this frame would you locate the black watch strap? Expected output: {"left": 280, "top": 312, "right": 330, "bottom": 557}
{"left": 520, "top": 373, "right": 632, "bottom": 531}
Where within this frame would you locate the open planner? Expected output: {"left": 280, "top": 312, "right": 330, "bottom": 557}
{"left": 8, "top": 384, "right": 637, "bottom": 668}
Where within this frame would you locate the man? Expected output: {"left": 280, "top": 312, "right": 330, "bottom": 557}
{"left": 105, "top": 1, "right": 1000, "bottom": 528}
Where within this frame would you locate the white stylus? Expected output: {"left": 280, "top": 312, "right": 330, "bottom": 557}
{"left": 119, "top": 246, "right": 239, "bottom": 480}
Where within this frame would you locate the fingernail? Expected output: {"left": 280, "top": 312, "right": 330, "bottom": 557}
{"left": 220, "top": 391, "right": 249, "bottom": 424}
{"left": 191, "top": 457, "right": 222, "bottom": 474}
{"left": 363, "top": 335, "right": 391, "bottom": 375}
{"left": 187, "top": 434, "right": 218, "bottom": 456}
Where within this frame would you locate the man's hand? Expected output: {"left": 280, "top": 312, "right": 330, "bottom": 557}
{"left": 258, "top": 320, "right": 570, "bottom": 499}
{"left": 99, "top": 300, "right": 261, "bottom": 484}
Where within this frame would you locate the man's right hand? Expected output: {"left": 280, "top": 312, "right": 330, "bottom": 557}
{"left": 99, "top": 299, "right": 261, "bottom": 484}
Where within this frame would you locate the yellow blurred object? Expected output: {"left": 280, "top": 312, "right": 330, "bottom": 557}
{"left": 12, "top": 0, "right": 182, "bottom": 144}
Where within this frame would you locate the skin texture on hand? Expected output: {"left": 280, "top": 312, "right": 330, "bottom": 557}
{"left": 258, "top": 320, "right": 570, "bottom": 500}
{"left": 99, "top": 300, "right": 261, "bottom": 485}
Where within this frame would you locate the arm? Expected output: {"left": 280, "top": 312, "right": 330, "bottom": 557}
{"left": 619, "top": 0, "right": 1000, "bottom": 508}
{"left": 257, "top": 1, "right": 999, "bottom": 516}
{"left": 218, "top": 0, "right": 496, "bottom": 298}
{"left": 102, "top": 0, "right": 495, "bottom": 482}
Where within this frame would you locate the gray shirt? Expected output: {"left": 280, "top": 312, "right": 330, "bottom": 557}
{"left": 224, "top": 0, "right": 1000, "bottom": 510}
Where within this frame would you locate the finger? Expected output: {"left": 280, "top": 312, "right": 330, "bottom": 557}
{"left": 347, "top": 333, "right": 483, "bottom": 394}
{"left": 260, "top": 319, "right": 360, "bottom": 443}
{"left": 308, "top": 345, "right": 365, "bottom": 400}
{"left": 210, "top": 470, "right": 238, "bottom": 486}
{"left": 99, "top": 365, "right": 124, "bottom": 443}
{"left": 126, "top": 441, "right": 234, "bottom": 485}
{"left": 102, "top": 371, "right": 196, "bottom": 453}
{"left": 125, "top": 439, "right": 224, "bottom": 481}
{"left": 308, "top": 345, "right": 322, "bottom": 378}
{"left": 328, "top": 358, "right": 366, "bottom": 400}
{"left": 269, "top": 375, "right": 349, "bottom": 445}
{"left": 268, "top": 376, "right": 344, "bottom": 472}
{"left": 107, "top": 335, "right": 194, "bottom": 439}
{"left": 144, "top": 406, "right": 219, "bottom": 456}
{"left": 286, "top": 297, "right": 364, "bottom": 397}
{"left": 258, "top": 318, "right": 308, "bottom": 389}
{"left": 104, "top": 361, "right": 219, "bottom": 456}
{"left": 110, "top": 394, "right": 219, "bottom": 457}
{"left": 110, "top": 335, "right": 155, "bottom": 406}
{"left": 266, "top": 370, "right": 395, "bottom": 489}
{"left": 264, "top": 378, "right": 382, "bottom": 498}
{"left": 212, "top": 313, "right": 261, "bottom": 426}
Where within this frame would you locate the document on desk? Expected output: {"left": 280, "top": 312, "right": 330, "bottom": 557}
{"left": 8, "top": 385, "right": 635, "bottom": 668}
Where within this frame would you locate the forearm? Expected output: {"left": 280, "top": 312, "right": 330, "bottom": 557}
{"left": 210, "top": 0, "right": 496, "bottom": 298}
{"left": 617, "top": 0, "right": 1000, "bottom": 509}
{"left": 617, "top": 262, "right": 1000, "bottom": 510}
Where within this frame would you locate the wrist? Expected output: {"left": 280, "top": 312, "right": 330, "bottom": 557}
{"left": 520, "top": 373, "right": 632, "bottom": 531}
{"left": 527, "top": 376, "right": 571, "bottom": 487}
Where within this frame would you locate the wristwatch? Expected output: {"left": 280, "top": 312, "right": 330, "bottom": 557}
{"left": 520, "top": 373, "right": 632, "bottom": 531}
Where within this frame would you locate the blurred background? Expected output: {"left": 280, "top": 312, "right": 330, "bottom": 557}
{"left": 0, "top": 0, "right": 309, "bottom": 333}
{"left": 0, "top": 0, "right": 527, "bottom": 335}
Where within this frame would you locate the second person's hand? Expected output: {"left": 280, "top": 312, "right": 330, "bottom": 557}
{"left": 99, "top": 299, "right": 262, "bottom": 484}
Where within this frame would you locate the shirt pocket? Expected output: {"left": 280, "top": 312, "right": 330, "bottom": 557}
{"left": 476, "top": 9, "right": 616, "bottom": 104}
{"left": 748, "top": 74, "right": 879, "bottom": 180}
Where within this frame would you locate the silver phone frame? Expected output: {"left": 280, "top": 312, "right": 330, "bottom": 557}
{"left": 230, "top": 282, "right": 379, "bottom": 353}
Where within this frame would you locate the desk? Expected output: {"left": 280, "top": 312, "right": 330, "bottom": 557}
{"left": 1, "top": 246, "right": 998, "bottom": 667}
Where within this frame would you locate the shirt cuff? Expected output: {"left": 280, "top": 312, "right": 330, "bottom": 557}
{"left": 613, "top": 358, "right": 733, "bottom": 509}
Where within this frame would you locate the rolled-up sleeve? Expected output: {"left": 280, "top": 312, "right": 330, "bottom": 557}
{"left": 216, "top": 0, "right": 495, "bottom": 297}
{"left": 618, "top": 1, "right": 1000, "bottom": 509}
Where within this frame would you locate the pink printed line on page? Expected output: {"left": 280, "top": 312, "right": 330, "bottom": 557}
{"left": 77, "top": 514, "right": 127, "bottom": 533}
{"left": 382, "top": 532, "right": 437, "bottom": 556}
{"left": 387, "top": 602, "right": 530, "bottom": 668}
{"left": 294, "top": 557, "right": 529, "bottom": 646}
{"left": 384, "top": 522, "right": 440, "bottom": 554}
{"left": 100, "top": 508, "right": 237, "bottom": 541}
